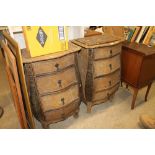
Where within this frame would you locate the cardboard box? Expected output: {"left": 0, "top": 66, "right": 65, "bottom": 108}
{"left": 23, "top": 26, "right": 68, "bottom": 57}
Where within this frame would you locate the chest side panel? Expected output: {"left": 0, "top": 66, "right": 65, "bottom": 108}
{"left": 138, "top": 54, "right": 155, "bottom": 87}
{"left": 121, "top": 47, "right": 143, "bottom": 87}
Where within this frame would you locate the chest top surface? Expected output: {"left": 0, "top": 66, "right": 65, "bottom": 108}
{"left": 21, "top": 42, "right": 81, "bottom": 64}
{"left": 123, "top": 41, "right": 155, "bottom": 56}
{"left": 72, "top": 35, "right": 124, "bottom": 48}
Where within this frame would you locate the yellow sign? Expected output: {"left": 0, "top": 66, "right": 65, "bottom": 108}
{"left": 23, "top": 26, "right": 68, "bottom": 57}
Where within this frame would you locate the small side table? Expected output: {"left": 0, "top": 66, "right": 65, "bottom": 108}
{"left": 121, "top": 41, "right": 155, "bottom": 109}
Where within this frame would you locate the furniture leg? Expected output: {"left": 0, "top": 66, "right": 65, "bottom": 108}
{"left": 87, "top": 102, "right": 92, "bottom": 113}
{"left": 145, "top": 82, "right": 152, "bottom": 102}
{"left": 73, "top": 109, "right": 79, "bottom": 118}
{"left": 126, "top": 84, "right": 129, "bottom": 89}
{"left": 41, "top": 121, "right": 50, "bottom": 129}
{"left": 109, "top": 94, "right": 115, "bottom": 102}
{"left": 120, "top": 81, "right": 123, "bottom": 87}
{"left": 131, "top": 88, "right": 138, "bottom": 110}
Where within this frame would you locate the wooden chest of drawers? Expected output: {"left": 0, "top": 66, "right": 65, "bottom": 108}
{"left": 72, "top": 35, "right": 123, "bottom": 112}
{"left": 22, "top": 43, "right": 81, "bottom": 128}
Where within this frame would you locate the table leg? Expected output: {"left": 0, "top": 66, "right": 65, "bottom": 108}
{"left": 41, "top": 121, "right": 50, "bottom": 129}
{"left": 120, "top": 81, "right": 123, "bottom": 87}
{"left": 145, "top": 83, "right": 152, "bottom": 102}
{"left": 73, "top": 109, "right": 79, "bottom": 118}
{"left": 131, "top": 88, "right": 138, "bottom": 110}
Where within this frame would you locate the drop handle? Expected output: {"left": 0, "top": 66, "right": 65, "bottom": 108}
{"left": 109, "top": 64, "right": 112, "bottom": 70}
{"left": 89, "top": 49, "right": 92, "bottom": 52}
{"left": 109, "top": 81, "right": 112, "bottom": 86}
{"left": 61, "top": 98, "right": 65, "bottom": 105}
{"left": 55, "top": 63, "right": 59, "bottom": 71}
{"left": 58, "top": 80, "right": 62, "bottom": 88}
{"left": 110, "top": 49, "right": 113, "bottom": 56}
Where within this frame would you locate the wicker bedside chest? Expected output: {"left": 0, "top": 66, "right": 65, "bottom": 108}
{"left": 72, "top": 35, "right": 123, "bottom": 113}
{"left": 22, "top": 42, "right": 82, "bottom": 128}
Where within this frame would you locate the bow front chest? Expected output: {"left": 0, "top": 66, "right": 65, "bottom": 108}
{"left": 22, "top": 43, "right": 81, "bottom": 128}
{"left": 72, "top": 35, "right": 123, "bottom": 112}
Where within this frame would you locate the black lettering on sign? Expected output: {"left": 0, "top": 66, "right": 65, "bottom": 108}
{"left": 36, "top": 27, "right": 47, "bottom": 47}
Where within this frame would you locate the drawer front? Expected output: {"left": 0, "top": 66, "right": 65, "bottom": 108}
{"left": 36, "top": 67, "right": 77, "bottom": 95}
{"left": 44, "top": 100, "right": 79, "bottom": 122}
{"left": 40, "top": 85, "right": 79, "bottom": 112}
{"left": 94, "top": 44, "right": 122, "bottom": 60}
{"left": 93, "top": 84, "right": 119, "bottom": 102}
{"left": 44, "top": 108, "right": 64, "bottom": 122}
{"left": 94, "top": 54, "right": 120, "bottom": 77}
{"left": 32, "top": 54, "right": 75, "bottom": 75}
{"left": 93, "top": 70, "right": 120, "bottom": 92}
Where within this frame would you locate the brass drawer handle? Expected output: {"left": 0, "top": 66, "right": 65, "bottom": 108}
{"left": 61, "top": 98, "right": 65, "bottom": 105}
{"left": 110, "top": 49, "right": 113, "bottom": 56}
{"left": 55, "top": 63, "right": 59, "bottom": 71}
{"left": 89, "top": 49, "right": 92, "bottom": 52}
{"left": 58, "top": 80, "right": 62, "bottom": 88}
{"left": 109, "top": 81, "right": 112, "bottom": 86}
{"left": 109, "top": 64, "right": 112, "bottom": 70}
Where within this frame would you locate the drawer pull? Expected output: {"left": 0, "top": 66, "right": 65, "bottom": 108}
{"left": 110, "top": 49, "right": 113, "bottom": 56}
{"left": 58, "top": 80, "right": 62, "bottom": 88}
{"left": 109, "top": 64, "right": 112, "bottom": 70}
{"left": 109, "top": 81, "right": 112, "bottom": 86}
{"left": 55, "top": 63, "right": 60, "bottom": 71}
{"left": 61, "top": 98, "right": 65, "bottom": 105}
{"left": 89, "top": 49, "right": 92, "bottom": 52}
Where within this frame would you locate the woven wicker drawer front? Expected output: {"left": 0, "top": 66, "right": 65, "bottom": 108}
{"left": 36, "top": 67, "right": 77, "bottom": 95}
{"left": 93, "top": 70, "right": 120, "bottom": 93}
{"left": 40, "top": 85, "right": 79, "bottom": 112}
{"left": 32, "top": 54, "right": 75, "bottom": 75}
{"left": 94, "top": 54, "right": 120, "bottom": 77}
{"left": 44, "top": 108, "right": 64, "bottom": 122}
{"left": 44, "top": 100, "right": 80, "bottom": 122}
{"left": 93, "top": 83, "right": 119, "bottom": 102}
{"left": 94, "top": 44, "right": 121, "bottom": 60}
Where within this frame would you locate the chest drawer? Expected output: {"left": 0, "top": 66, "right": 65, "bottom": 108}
{"left": 40, "top": 85, "right": 79, "bottom": 112}
{"left": 93, "top": 70, "right": 120, "bottom": 93}
{"left": 94, "top": 54, "right": 120, "bottom": 77}
{"left": 44, "top": 100, "right": 80, "bottom": 122}
{"left": 32, "top": 53, "right": 75, "bottom": 75}
{"left": 94, "top": 44, "right": 122, "bottom": 60}
{"left": 36, "top": 67, "right": 78, "bottom": 95}
{"left": 93, "top": 83, "right": 119, "bottom": 102}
